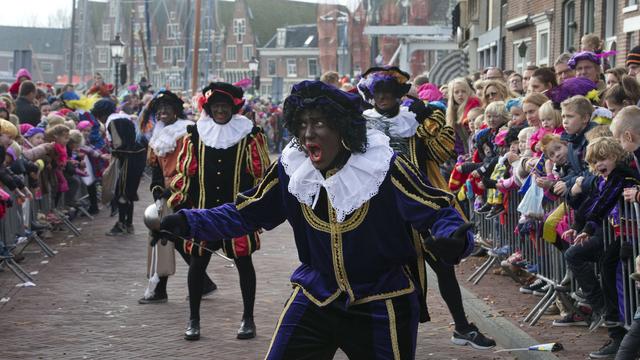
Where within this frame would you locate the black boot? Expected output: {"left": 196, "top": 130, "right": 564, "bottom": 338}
{"left": 184, "top": 319, "right": 200, "bottom": 340}
{"left": 237, "top": 317, "right": 256, "bottom": 340}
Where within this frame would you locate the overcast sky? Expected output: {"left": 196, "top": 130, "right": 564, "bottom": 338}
{"left": 0, "top": 0, "right": 362, "bottom": 28}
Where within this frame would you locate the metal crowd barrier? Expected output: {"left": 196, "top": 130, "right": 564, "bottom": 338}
{"left": 602, "top": 200, "right": 640, "bottom": 328}
{"left": 467, "top": 186, "right": 640, "bottom": 329}
{"left": 0, "top": 177, "right": 96, "bottom": 284}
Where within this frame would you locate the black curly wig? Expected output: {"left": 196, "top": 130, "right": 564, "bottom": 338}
{"left": 283, "top": 81, "right": 368, "bottom": 154}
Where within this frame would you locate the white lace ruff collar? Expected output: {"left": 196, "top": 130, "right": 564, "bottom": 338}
{"left": 196, "top": 113, "right": 253, "bottom": 149}
{"left": 363, "top": 106, "right": 418, "bottom": 138}
{"left": 281, "top": 129, "right": 394, "bottom": 223}
{"left": 149, "top": 119, "right": 192, "bottom": 157}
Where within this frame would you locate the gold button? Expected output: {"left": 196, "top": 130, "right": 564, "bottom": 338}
{"left": 216, "top": 186, "right": 220, "bottom": 190}
{"left": 217, "top": 159, "right": 222, "bottom": 163}
{"left": 217, "top": 171, "right": 221, "bottom": 175}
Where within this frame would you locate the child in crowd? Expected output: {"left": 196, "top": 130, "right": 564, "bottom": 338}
{"left": 446, "top": 77, "right": 482, "bottom": 156}
{"left": 611, "top": 106, "right": 640, "bottom": 359}
{"left": 465, "top": 101, "right": 507, "bottom": 213}
{"left": 522, "top": 93, "right": 547, "bottom": 135}
{"left": 561, "top": 137, "right": 637, "bottom": 352}
{"left": 77, "top": 120, "right": 109, "bottom": 214}
{"left": 477, "top": 101, "right": 512, "bottom": 218}
{"left": 45, "top": 124, "right": 70, "bottom": 205}
{"left": 530, "top": 100, "right": 564, "bottom": 158}
{"left": 603, "top": 76, "right": 640, "bottom": 116}
{"left": 506, "top": 98, "right": 526, "bottom": 127}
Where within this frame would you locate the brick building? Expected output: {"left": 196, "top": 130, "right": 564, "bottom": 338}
{"left": 456, "top": 0, "right": 640, "bottom": 73}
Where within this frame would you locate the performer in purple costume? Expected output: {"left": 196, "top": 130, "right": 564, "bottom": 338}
{"left": 158, "top": 80, "right": 473, "bottom": 359}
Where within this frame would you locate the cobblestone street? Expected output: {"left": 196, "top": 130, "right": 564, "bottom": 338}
{"left": 0, "top": 186, "right": 515, "bottom": 359}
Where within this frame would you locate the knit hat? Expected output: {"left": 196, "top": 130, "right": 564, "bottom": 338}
{"left": 417, "top": 83, "right": 444, "bottom": 102}
{"left": 591, "top": 106, "right": 613, "bottom": 125}
{"left": 77, "top": 120, "right": 92, "bottom": 131}
{"left": 567, "top": 51, "right": 601, "bottom": 69}
{"left": 91, "top": 99, "right": 117, "bottom": 119}
{"left": 19, "top": 123, "right": 33, "bottom": 135}
{"left": 0, "top": 119, "right": 18, "bottom": 138}
{"left": 627, "top": 46, "right": 640, "bottom": 68}
{"left": 24, "top": 127, "right": 44, "bottom": 138}
{"left": 548, "top": 77, "right": 598, "bottom": 107}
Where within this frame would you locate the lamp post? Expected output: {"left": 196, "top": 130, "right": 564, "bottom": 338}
{"left": 110, "top": 34, "right": 125, "bottom": 96}
{"left": 248, "top": 57, "right": 259, "bottom": 95}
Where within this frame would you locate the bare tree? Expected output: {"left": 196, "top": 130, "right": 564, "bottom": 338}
{"left": 47, "top": 8, "right": 71, "bottom": 28}
{"left": 21, "top": 14, "right": 40, "bottom": 27}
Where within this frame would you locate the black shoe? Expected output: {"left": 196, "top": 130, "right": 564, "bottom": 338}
{"left": 589, "top": 339, "right": 621, "bottom": 358}
{"left": 451, "top": 323, "right": 496, "bottom": 349}
{"left": 519, "top": 279, "right": 546, "bottom": 294}
{"left": 106, "top": 222, "right": 126, "bottom": 236}
{"left": 30, "top": 221, "right": 49, "bottom": 231}
{"left": 485, "top": 205, "right": 505, "bottom": 219}
{"left": 138, "top": 293, "right": 168, "bottom": 304}
{"left": 237, "top": 318, "right": 256, "bottom": 340}
{"left": 476, "top": 204, "right": 492, "bottom": 214}
{"left": 88, "top": 207, "right": 99, "bottom": 215}
{"left": 184, "top": 319, "right": 200, "bottom": 341}
{"left": 126, "top": 224, "right": 135, "bottom": 234}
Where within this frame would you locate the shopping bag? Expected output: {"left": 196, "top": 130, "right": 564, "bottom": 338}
{"left": 517, "top": 183, "right": 544, "bottom": 218}
{"left": 101, "top": 158, "right": 119, "bottom": 205}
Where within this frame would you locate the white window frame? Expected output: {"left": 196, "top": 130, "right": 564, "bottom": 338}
{"left": 286, "top": 58, "right": 297, "bottom": 77}
{"left": 233, "top": 18, "right": 246, "bottom": 44}
{"left": 243, "top": 45, "right": 253, "bottom": 62}
{"left": 137, "top": 5, "right": 145, "bottom": 18}
{"left": 563, "top": 0, "right": 576, "bottom": 51}
{"left": 533, "top": 15, "right": 551, "bottom": 66}
{"left": 163, "top": 46, "right": 184, "bottom": 63}
{"left": 307, "top": 58, "right": 318, "bottom": 77}
{"left": 605, "top": 0, "right": 616, "bottom": 38}
{"left": 167, "top": 23, "right": 179, "bottom": 40}
{"left": 98, "top": 46, "right": 108, "bottom": 63}
{"left": 102, "top": 24, "right": 110, "bottom": 41}
{"left": 109, "top": 2, "right": 117, "bottom": 17}
{"left": 583, "top": 0, "right": 595, "bottom": 34}
{"left": 226, "top": 45, "right": 237, "bottom": 62}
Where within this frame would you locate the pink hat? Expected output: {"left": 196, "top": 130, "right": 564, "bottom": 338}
{"left": 19, "top": 123, "right": 33, "bottom": 135}
{"left": 77, "top": 120, "right": 92, "bottom": 131}
{"left": 417, "top": 83, "right": 444, "bottom": 102}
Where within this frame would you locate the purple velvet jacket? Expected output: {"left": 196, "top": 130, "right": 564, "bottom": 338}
{"left": 180, "top": 154, "right": 468, "bottom": 308}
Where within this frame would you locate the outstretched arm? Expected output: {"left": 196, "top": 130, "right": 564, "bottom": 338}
{"left": 178, "top": 162, "right": 286, "bottom": 243}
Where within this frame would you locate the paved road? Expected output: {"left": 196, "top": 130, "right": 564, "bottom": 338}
{"left": 0, "top": 187, "right": 513, "bottom": 359}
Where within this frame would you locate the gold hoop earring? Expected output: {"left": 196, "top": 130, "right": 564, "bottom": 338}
{"left": 341, "top": 139, "right": 351, "bottom": 152}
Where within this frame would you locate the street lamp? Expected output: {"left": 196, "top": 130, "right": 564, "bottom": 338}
{"left": 248, "top": 57, "right": 259, "bottom": 95}
{"left": 110, "top": 34, "right": 125, "bottom": 96}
